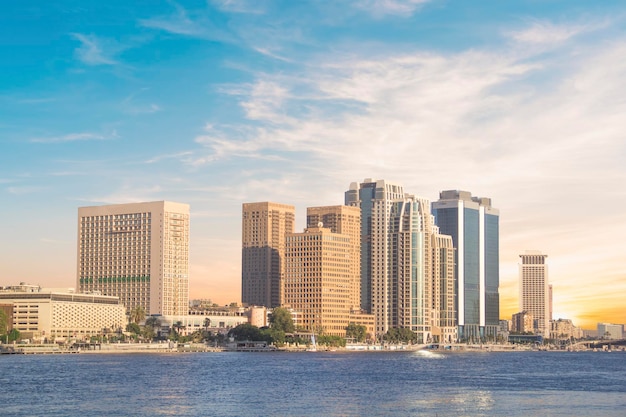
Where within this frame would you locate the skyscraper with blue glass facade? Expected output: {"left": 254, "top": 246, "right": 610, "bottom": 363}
{"left": 432, "top": 190, "right": 500, "bottom": 341}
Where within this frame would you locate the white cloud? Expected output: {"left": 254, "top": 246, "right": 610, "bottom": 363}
{"left": 139, "top": 3, "right": 234, "bottom": 42}
{"left": 354, "top": 0, "right": 431, "bottom": 17}
{"left": 72, "top": 33, "right": 119, "bottom": 66}
{"left": 507, "top": 19, "right": 605, "bottom": 46}
{"left": 29, "top": 131, "right": 116, "bottom": 144}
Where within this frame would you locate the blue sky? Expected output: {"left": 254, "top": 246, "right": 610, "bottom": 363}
{"left": 2, "top": 0, "right": 625, "bottom": 328}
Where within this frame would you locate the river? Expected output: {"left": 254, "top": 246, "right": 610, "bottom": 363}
{"left": 1, "top": 350, "right": 625, "bottom": 416}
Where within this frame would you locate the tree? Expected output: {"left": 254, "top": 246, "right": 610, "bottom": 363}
{"left": 228, "top": 323, "right": 264, "bottom": 341}
{"left": 203, "top": 317, "right": 211, "bottom": 331}
{"left": 126, "top": 322, "right": 141, "bottom": 335}
{"left": 270, "top": 307, "right": 295, "bottom": 333}
{"left": 0, "top": 309, "right": 8, "bottom": 342}
{"left": 345, "top": 323, "right": 366, "bottom": 343}
{"left": 7, "top": 328, "right": 20, "bottom": 343}
{"left": 129, "top": 306, "right": 146, "bottom": 324}
{"left": 143, "top": 316, "right": 161, "bottom": 340}
{"left": 383, "top": 328, "right": 417, "bottom": 344}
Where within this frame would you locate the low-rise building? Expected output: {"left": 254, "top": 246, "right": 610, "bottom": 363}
{"left": 550, "top": 318, "right": 583, "bottom": 340}
{"left": 511, "top": 311, "right": 534, "bottom": 334}
{"left": 0, "top": 284, "right": 126, "bottom": 341}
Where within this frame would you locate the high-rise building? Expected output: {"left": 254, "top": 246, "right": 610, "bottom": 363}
{"left": 283, "top": 225, "right": 356, "bottom": 336}
{"left": 345, "top": 179, "right": 455, "bottom": 343}
{"left": 77, "top": 201, "right": 190, "bottom": 316}
{"left": 431, "top": 230, "right": 457, "bottom": 343}
{"left": 432, "top": 190, "right": 500, "bottom": 342}
{"left": 306, "top": 205, "right": 361, "bottom": 310}
{"left": 519, "top": 251, "right": 549, "bottom": 337}
{"left": 241, "top": 202, "right": 295, "bottom": 308}
{"left": 345, "top": 179, "right": 406, "bottom": 317}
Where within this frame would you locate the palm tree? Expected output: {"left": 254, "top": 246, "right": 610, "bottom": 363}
{"left": 129, "top": 306, "right": 146, "bottom": 324}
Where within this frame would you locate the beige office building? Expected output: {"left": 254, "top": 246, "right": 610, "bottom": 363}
{"left": 0, "top": 285, "right": 126, "bottom": 341}
{"left": 242, "top": 202, "right": 295, "bottom": 308}
{"left": 306, "top": 205, "right": 361, "bottom": 310}
{"left": 77, "top": 201, "right": 190, "bottom": 316}
{"left": 283, "top": 225, "right": 356, "bottom": 337}
{"left": 431, "top": 231, "right": 457, "bottom": 343}
{"left": 519, "top": 251, "right": 549, "bottom": 337}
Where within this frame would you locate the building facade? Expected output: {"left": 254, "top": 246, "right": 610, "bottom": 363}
{"left": 597, "top": 323, "right": 624, "bottom": 340}
{"left": 519, "top": 251, "right": 550, "bottom": 337}
{"left": 432, "top": 190, "right": 500, "bottom": 342}
{"left": 511, "top": 311, "right": 534, "bottom": 334}
{"left": 306, "top": 205, "right": 361, "bottom": 310}
{"left": 283, "top": 225, "right": 357, "bottom": 336}
{"left": 77, "top": 201, "right": 190, "bottom": 316}
{"left": 242, "top": 202, "right": 295, "bottom": 308}
{"left": 0, "top": 285, "right": 126, "bottom": 341}
{"left": 345, "top": 179, "right": 456, "bottom": 343}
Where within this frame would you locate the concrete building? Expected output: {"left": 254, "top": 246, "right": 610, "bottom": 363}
{"left": 77, "top": 201, "right": 190, "bottom": 316}
{"left": 306, "top": 205, "right": 361, "bottom": 310}
{"left": 432, "top": 190, "right": 500, "bottom": 342}
{"left": 345, "top": 179, "right": 456, "bottom": 343}
{"left": 0, "top": 285, "right": 126, "bottom": 341}
{"left": 519, "top": 251, "right": 550, "bottom": 337}
{"left": 283, "top": 225, "right": 356, "bottom": 337}
{"left": 550, "top": 318, "right": 583, "bottom": 340}
{"left": 597, "top": 323, "right": 624, "bottom": 340}
{"left": 512, "top": 311, "right": 534, "bottom": 334}
{"left": 431, "top": 231, "right": 457, "bottom": 343}
{"left": 241, "top": 202, "right": 295, "bottom": 308}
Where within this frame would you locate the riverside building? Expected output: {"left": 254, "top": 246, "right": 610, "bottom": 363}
{"left": 77, "top": 201, "right": 190, "bottom": 316}
{"left": 519, "top": 251, "right": 550, "bottom": 337}
{"left": 0, "top": 284, "right": 126, "bottom": 341}
{"left": 241, "top": 202, "right": 295, "bottom": 308}
{"left": 432, "top": 190, "right": 500, "bottom": 342}
{"left": 283, "top": 225, "right": 356, "bottom": 337}
{"left": 345, "top": 179, "right": 456, "bottom": 343}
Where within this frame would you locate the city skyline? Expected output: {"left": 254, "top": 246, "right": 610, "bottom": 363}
{"left": 2, "top": 1, "right": 625, "bottom": 329}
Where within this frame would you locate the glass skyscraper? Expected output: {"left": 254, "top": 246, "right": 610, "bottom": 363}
{"left": 432, "top": 190, "right": 500, "bottom": 342}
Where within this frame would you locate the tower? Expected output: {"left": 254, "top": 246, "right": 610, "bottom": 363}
{"left": 519, "top": 251, "right": 549, "bottom": 337}
{"left": 345, "top": 179, "right": 452, "bottom": 343}
{"left": 432, "top": 190, "right": 500, "bottom": 342}
{"left": 283, "top": 224, "right": 356, "bottom": 336}
{"left": 306, "top": 205, "right": 361, "bottom": 310}
{"left": 77, "top": 201, "right": 190, "bottom": 316}
{"left": 241, "top": 202, "right": 295, "bottom": 308}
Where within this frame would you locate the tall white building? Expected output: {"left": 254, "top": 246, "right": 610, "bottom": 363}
{"left": 77, "top": 201, "right": 190, "bottom": 316}
{"left": 345, "top": 179, "right": 456, "bottom": 343}
{"left": 519, "top": 251, "right": 549, "bottom": 337}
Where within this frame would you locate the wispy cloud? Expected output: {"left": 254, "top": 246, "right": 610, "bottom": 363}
{"left": 507, "top": 19, "right": 606, "bottom": 46}
{"left": 7, "top": 186, "right": 48, "bottom": 195}
{"left": 211, "top": 0, "right": 266, "bottom": 14}
{"left": 139, "top": 2, "right": 234, "bottom": 42}
{"left": 354, "top": 0, "right": 431, "bottom": 17}
{"left": 72, "top": 33, "right": 119, "bottom": 65}
{"left": 29, "top": 131, "right": 117, "bottom": 144}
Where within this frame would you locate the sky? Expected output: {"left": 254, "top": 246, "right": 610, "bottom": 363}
{"left": 1, "top": 0, "right": 625, "bottom": 330}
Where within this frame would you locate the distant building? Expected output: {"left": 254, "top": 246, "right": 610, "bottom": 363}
{"left": 432, "top": 190, "right": 500, "bottom": 341}
{"left": 519, "top": 251, "right": 550, "bottom": 337}
{"left": 241, "top": 202, "right": 295, "bottom": 308}
{"left": 77, "top": 201, "right": 190, "bottom": 316}
{"left": 512, "top": 311, "right": 534, "bottom": 334}
{"left": 597, "top": 323, "right": 624, "bottom": 340}
{"left": 550, "top": 318, "right": 583, "bottom": 340}
{"left": 0, "top": 285, "right": 126, "bottom": 341}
